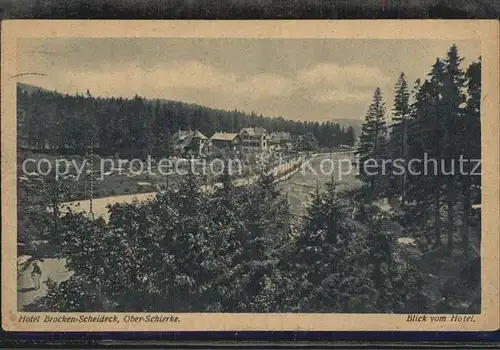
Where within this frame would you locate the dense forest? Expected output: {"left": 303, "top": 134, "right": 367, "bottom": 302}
{"left": 356, "top": 44, "right": 481, "bottom": 259}
{"left": 17, "top": 84, "right": 356, "bottom": 158}
{"left": 20, "top": 44, "right": 481, "bottom": 313}
{"left": 24, "top": 170, "right": 428, "bottom": 313}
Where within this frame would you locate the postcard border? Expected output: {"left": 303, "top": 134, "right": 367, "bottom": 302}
{"left": 2, "top": 20, "right": 499, "bottom": 332}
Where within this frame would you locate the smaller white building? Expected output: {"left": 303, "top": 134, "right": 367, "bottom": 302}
{"left": 239, "top": 127, "right": 269, "bottom": 152}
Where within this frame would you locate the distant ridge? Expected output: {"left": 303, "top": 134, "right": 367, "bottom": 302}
{"left": 17, "top": 83, "right": 363, "bottom": 140}
{"left": 17, "top": 82, "right": 49, "bottom": 95}
{"left": 16, "top": 82, "right": 268, "bottom": 117}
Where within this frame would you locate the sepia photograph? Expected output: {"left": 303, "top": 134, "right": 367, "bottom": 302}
{"left": 1, "top": 20, "right": 499, "bottom": 332}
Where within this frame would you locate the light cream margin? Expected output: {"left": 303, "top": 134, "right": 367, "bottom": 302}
{"left": 1, "top": 20, "right": 499, "bottom": 332}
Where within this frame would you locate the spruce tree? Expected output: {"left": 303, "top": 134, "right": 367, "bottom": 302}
{"left": 346, "top": 126, "right": 356, "bottom": 146}
{"left": 406, "top": 59, "right": 446, "bottom": 247}
{"left": 459, "top": 58, "right": 481, "bottom": 259}
{"left": 356, "top": 87, "right": 388, "bottom": 200}
{"left": 208, "top": 161, "right": 248, "bottom": 312}
{"left": 165, "top": 169, "right": 229, "bottom": 311}
{"left": 223, "top": 170, "right": 292, "bottom": 312}
{"left": 260, "top": 181, "right": 377, "bottom": 313}
{"left": 365, "top": 211, "right": 395, "bottom": 311}
{"left": 389, "top": 73, "right": 411, "bottom": 204}
{"left": 442, "top": 45, "right": 467, "bottom": 256}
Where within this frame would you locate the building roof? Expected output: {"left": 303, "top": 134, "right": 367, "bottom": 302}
{"left": 210, "top": 132, "right": 239, "bottom": 141}
{"left": 239, "top": 127, "right": 268, "bottom": 137}
{"left": 254, "top": 127, "right": 268, "bottom": 135}
{"left": 270, "top": 131, "right": 292, "bottom": 142}
{"left": 173, "top": 129, "right": 208, "bottom": 141}
{"left": 172, "top": 129, "right": 187, "bottom": 140}
{"left": 191, "top": 130, "right": 208, "bottom": 140}
{"left": 172, "top": 129, "right": 208, "bottom": 151}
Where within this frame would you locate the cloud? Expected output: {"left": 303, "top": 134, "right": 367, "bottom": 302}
{"left": 297, "top": 63, "right": 391, "bottom": 88}
{"left": 234, "top": 73, "right": 294, "bottom": 98}
{"left": 19, "top": 58, "right": 387, "bottom": 114}
{"left": 45, "top": 60, "right": 297, "bottom": 102}
{"left": 53, "top": 61, "right": 388, "bottom": 101}
{"left": 311, "top": 89, "right": 373, "bottom": 103}
{"left": 154, "top": 60, "right": 238, "bottom": 90}
{"left": 295, "top": 63, "right": 390, "bottom": 105}
{"left": 57, "top": 60, "right": 235, "bottom": 95}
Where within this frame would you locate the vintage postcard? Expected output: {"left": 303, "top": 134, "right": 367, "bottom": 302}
{"left": 1, "top": 20, "right": 499, "bottom": 332}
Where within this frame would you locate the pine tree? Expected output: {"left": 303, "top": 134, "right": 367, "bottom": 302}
{"left": 233, "top": 171, "right": 291, "bottom": 311}
{"left": 346, "top": 126, "right": 356, "bottom": 146}
{"left": 163, "top": 168, "right": 231, "bottom": 311}
{"left": 208, "top": 160, "right": 248, "bottom": 312}
{"left": 259, "top": 181, "right": 379, "bottom": 313}
{"left": 365, "top": 211, "right": 394, "bottom": 311}
{"left": 356, "top": 87, "right": 388, "bottom": 199}
{"left": 442, "top": 45, "right": 467, "bottom": 256}
{"left": 459, "top": 58, "right": 481, "bottom": 259}
{"left": 389, "top": 73, "right": 411, "bottom": 204}
{"left": 406, "top": 59, "right": 446, "bottom": 247}
{"left": 17, "top": 167, "right": 74, "bottom": 256}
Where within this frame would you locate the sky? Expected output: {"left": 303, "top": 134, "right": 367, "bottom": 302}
{"left": 16, "top": 38, "right": 480, "bottom": 122}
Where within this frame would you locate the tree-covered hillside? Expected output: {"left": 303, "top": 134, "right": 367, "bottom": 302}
{"left": 17, "top": 83, "right": 356, "bottom": 158}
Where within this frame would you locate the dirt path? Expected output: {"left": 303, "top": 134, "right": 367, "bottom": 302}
{"left": 17, "top": 258, "right": 73, "bottom": 310}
